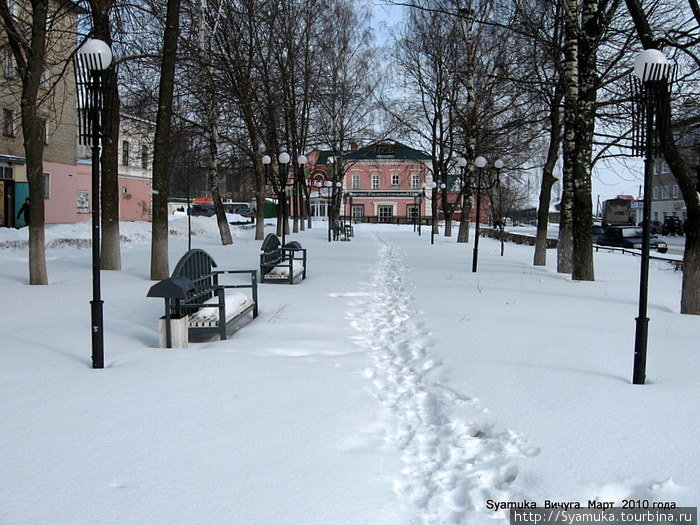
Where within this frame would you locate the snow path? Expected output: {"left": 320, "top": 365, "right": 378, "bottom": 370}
{"left": 350, "top": 237, "right": 537, "bottom": 524}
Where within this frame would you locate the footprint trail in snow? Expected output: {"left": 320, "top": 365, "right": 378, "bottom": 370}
{"left": 350, "top": 237, "right": 538, "bottom": 524}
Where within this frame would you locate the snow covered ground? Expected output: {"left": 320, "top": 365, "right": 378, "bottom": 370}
{"left": 1, "top": 217, "right": 697, "bottom": 524}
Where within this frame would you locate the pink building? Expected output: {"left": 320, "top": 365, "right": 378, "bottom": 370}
{"left": 307, "top": 140, "right": 434, "bottom": 222}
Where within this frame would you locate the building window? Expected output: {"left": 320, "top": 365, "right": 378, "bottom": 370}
{"left": 352, "top": 205, "right": 364, "bottom": 219}
{"left": 2, "top": 47, "right": 16, "bottom": 78}
{"left": 412, "top": 174, "right": 419, "bottom": 189}
{"left": 122, "top": 141, "right": 130, "bottom": 165}
{"left": 38, "top": 118, "right": 49, "bottom": 144}
{"left": 377, "top": 205, "right": 393, "bottom": 222}
{"left": 43, "top": 172, "right": 50, "bottom": 198}
{"left": 3, "top": 109, "right": 15, "bottom": 136}
{"left": 371, "top": 173, "right": 380, "bottom": 189}
{"left": 391, "top": 173, "right": 400, "bottom": 187}
{"left": 673, "top": 185, "right": 679, "bottom": 199}
{"left": 0, "top": 165, "right": 12, "bottom": 179}
{"left": 407, "top": 204, "right": 420, "bottom": 220}
{"left": 662, "top": 186, "right": 669, "bottom": 199}
{"left": 351, "top": 173, "right": 360, "bottom": 189}
{"left": 141, "top": 144, "right": 148, "bottom": 169}
{"left": 39, "top": 68, "right": 49, "bottom": 89}
{"left": 652, "top": 187, "right": 659, "bottom": 200}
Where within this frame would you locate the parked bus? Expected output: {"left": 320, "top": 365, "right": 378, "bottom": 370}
{"left": 601, "top": 198, "right": 632, "bottom": 227}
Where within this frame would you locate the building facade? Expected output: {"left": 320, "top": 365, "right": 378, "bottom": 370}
{"left": 650, "top": 113, "right": 700, "bottom": 223}
{"left": 76, "top": 114, "right": 155, "bottom": 222}
{"left": 307, "top": 140, "right": 434, "bottom": 222}
{"left": 1, "top": 2, "right": 154, "bottom": 227}
{"left": 1, "top": 0, "right": 81, "bottom": 227}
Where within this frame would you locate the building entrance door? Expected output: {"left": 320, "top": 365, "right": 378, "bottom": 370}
{"left": 377, "top": 205, "right": 393, "bottom": 223}
{"left": 0, "top": 180, "right": 13, "bottom": 228}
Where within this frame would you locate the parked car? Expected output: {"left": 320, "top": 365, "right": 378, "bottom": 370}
{"left": 236, "top": 207, "right": 253, "bottom": 217}
{"left": 597, "top": 226, "right": 668, "bottom": 253}
{"left": 592, "top": 225, "right": 605, "bottom": 243}
{"left": 189, "top": 205, "right": 215, "bottom": 217}
{"left": 662, "top": 216, "right": 683, "bottom": 236}
{"left": 636, "top": 220, "right": 663, "bottom": 234}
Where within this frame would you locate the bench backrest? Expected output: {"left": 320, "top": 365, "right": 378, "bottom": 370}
{"left": 260, "top": 233, "right": 282, "bottom": 273}
{"left": 172, "top": 249, "right": 218, "bottom": 308}
{"left": 261, "top": 233, "right": 281, "bottom": 253}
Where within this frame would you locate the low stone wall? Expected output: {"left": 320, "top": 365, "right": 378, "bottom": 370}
{"left": 481, "top": 228, "right": 558, "bottom": 249}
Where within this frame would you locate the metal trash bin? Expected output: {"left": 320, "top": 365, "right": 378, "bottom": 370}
{"left": 147, "top": 276, "right": 195, "bottom": 348}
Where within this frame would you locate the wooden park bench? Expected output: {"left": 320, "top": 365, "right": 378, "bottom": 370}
{"left": 259, "top": 233, "right": 307, "bottom": 284}
{"left": 148, "top": 249, "right": 258, "bottom": 347}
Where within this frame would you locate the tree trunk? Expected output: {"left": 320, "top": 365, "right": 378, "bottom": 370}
{"left": 534, "top": 84, "right": 563, "bottom": 266}
{"left": 19, "top": 0, "right": 49, "bottom": 285}
{"left": 23, "top": 98, "right": 48, "bottom": 285}
{"left": 571, "top": 0, "right": 598, "bottom": 281}
{"left": 150, "top": 0, "right": 181, "bottom": 280}
{"left": 207, "top": 122, "right": 232, "bottom": 246}
{"left": 457, "top": 189, "right": 470, "bottom": 243}
{"left": 91, "top": 0, "right": 121, "bottom": 271}
{"left": 557, "top": 0, "right": 578, "bottom": 275}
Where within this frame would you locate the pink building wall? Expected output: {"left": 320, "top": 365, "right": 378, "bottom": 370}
{"left": 44, "top": 161, "right": 91, "bottom": 224}
{"left": 43, "top": 161, "right": 152, "bottom": 224}
{"left": 118, "top": 177, "right": 152, "bottom": 221}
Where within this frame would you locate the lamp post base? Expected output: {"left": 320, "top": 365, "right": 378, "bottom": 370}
{"left": 633, "top": 316, "right": 649, "bottom": 384}
{"left": 91, "top": 299, "right": 104, "bottom": 369}
{"left": 472, "top": 247, "right": 479, "bottom": 272}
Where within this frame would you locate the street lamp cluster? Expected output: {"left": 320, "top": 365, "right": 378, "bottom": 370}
{"left": 313, "top": 174, "right": 342, "bottom": 242}
{"left": 452, "top": 156, "right": 503, "bottom": 272}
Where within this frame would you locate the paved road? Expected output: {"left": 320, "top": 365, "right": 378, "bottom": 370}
{"left": 659, "top": 235, "right": 685, "bottom": 256}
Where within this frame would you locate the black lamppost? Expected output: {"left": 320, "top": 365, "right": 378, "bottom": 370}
{"left": 630, "top": 49, "right": 673, "bottom": 385}
{"left": 471, "top": 156, "right": 502, "bottom": 272}
{"left": 75, "top": 39, "right": 114, "bottom": 369}
{"left": 278, "top": 152, "right": 291, "bottom": 245}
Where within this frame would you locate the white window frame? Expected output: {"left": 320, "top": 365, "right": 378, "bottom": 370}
{"left": 141, "top": 144, "right": 149, "bottom": 169}
{"left": 3, "top": 108, "right": 15, "bottom": 137}
{"left": 652, "top": 187, "right": 659, "bottom": 200}
{"left": 122, "top": 141, "right": 130, "bottom": 166}
{"left": 411, "top": 174, "right": 420, "bottom": 189}
{"left": 2, "top": 47, "right": 16, "bottom": 78}
{"left": 391, "top": 173, "right": 400, "bottom": 187}
{"left": 352, "top": 173, "right": 360, "bottom": 189}
{"left": 376, "top": 204, "right": 394, "bottom": 221}
{"left": 43, "top": 172, "right": 50, "bottom": 199}
{"left": 662, "top": 186, "right": 669, "bottom": 199}
{"left": 673, "top": 185, "right": 679, "bottom": 199}
{"left": 371, "top": 173, "right": 380, "bottom": 189}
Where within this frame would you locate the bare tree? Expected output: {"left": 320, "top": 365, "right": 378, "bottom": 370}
{"left": 0, "top": 0, "right": 80, "bottom": 284}
{"left": 150, "top": 0, "right": 182, "bottom": 280}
